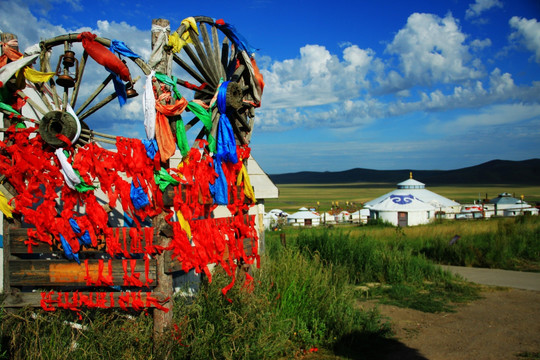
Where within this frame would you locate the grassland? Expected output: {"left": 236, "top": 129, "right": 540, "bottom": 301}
{"left": 267, "top": 182, "right": 540, "bottom": 213}
{"left": 2, "top": 182, "right": 539, "bottom": 359}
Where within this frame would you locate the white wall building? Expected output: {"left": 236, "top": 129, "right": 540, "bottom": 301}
{"left": 364, "top": 174, "right": 460, "bottom": 227}
{"left": 287, "top": 207, "right": 321, "bottom": 227}
{"left": 488, "top": 193, "right": 539, "bottom": 217}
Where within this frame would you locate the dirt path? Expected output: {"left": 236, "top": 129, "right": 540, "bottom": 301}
{"left": 362, "top": 287, "right": 540, "bottom": 360}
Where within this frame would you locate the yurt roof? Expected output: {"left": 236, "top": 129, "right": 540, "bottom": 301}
{"left": 489, "top": 193, "right": 521, "bottom": 205}
{"left": 367, "top": 194, "right": 436, "bottom": 212}
{"left": 397, "top": 178, "right": 425, "bottom": 188}
{"left": 365, "top": 176, "right": 459, "bottom": 209}
{"left": 288, "top": 208, "right": 320, "bottom": 219}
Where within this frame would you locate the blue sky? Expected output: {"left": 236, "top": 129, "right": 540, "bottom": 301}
{"left": 1, "top": 0, "right": 540, "bottom": 174}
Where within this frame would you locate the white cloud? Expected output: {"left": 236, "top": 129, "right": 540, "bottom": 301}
{"left": 426, "top": 103, "right": 540, "bottom": 134}
{"left": 509, "top": 17, "right": 540, "bottom": 63}
{"left": 385, "top": 13, "right": 483, "bottom": 86}
{"left": 470, "top": 38, "right": 492, "bottom": 50}
{"left": 260, "top": 44, "right": 374, "bottom": 111}
{"left": 465, "top": 0, "right": 503, "bottom": 19}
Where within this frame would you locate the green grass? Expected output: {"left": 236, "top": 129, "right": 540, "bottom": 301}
{"left": 1, "top": 246, "right": 392, "bottom": 359}
{"left": 267, "top": 227, "right": 480, "bottom": 313}
{"left": 267, "top": 182, "right": 540, "bottom": 214}
{"left": 4, "top": 212, "right": 534, "bottom": 358}
{"left": 333, "top": 216, "right": 540, "bottom": 271}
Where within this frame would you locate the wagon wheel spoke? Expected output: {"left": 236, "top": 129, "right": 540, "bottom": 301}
{"left": 175, "top": 77, "right": 214, "bottom": 97}
{"left": 187, "top": 27, "right": 220, "bottom": 86}
{"left": 230, "top": 64, "right": 246, "bottom": 83}
{"left": 182, "top": 41, "right": 218, "bottom": 89}
{"left": 229, "top": 112, "right": 246, "bottom": 146}
{"left": 244, "top": 116, "right": 255, "bottom": 143}
{"left": 78, "top": 92, "right": 117, "bottom": 122}
{"left": 75, "top": 73, "right": 114, "bottom": 116}
{"left": 233, "top": 110, "right": 251, "bottom": 132}
{"left": 17, "top": 87, "right": 48, "bottom": 119}
{"left": 172, "top": 54, "right": 207, "bottom": 86}
{"left": 199, "top": 23, "right": 221, "bottom": 81}
{"left": 221, "top": 38, "right": 231, "bottom": 76}
{"left": 70, "top": 51, "right": 88, "bottom": 109}
{"left": 184, "top": 116, "right": 200, "bottom": 132}
{"left": 211, "top": 25, "right": 226, "bottom": 79}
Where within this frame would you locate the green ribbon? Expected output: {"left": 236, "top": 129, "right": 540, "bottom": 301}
{"left": 187, "top": 101, "right": 216, "bottom": 153}
{"left": 154, "top": 168, "right": 180, "bottom": 192}
{"left": 0, "top": 102, "right": 20, "bottom": 116}
{"left": 176, "top": 117, "right": 190, "bottom": 156}
{"left": 154, "top": 72, "right": 182, "bottom": 100}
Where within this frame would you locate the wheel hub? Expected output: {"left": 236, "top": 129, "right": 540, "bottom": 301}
{"left": 39, "top": 110, "right": 79, "bottom": 148}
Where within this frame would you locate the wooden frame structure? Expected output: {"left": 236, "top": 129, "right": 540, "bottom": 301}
{"left": 0, "top": 17, "right": 264, "bottom": 335}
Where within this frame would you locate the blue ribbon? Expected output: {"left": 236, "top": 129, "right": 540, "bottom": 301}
{"left": 142, "top": 138, "right": 159, "bottom": 160}
{"left": 130, "top": 179, "right": 150, "bottom": 209}
{"left": 69, "top": 218, "right": 92, "bottom": 247}
{"left": 216, "top": 81, "right": 238, "bottom": 164}
{"left": 109, "top": 40, "right": 141, "bottom": 58}
{"left": 108, "top": 39, "right": 140, "bottom": 107}
{"left": 107, "top": 69, "right": 127, "bottom": 107}
{"left": 210, "top": 158, "right": 229, "bottom": 205}
{"left": 60, "top": 233, "right": 80, "bottom": 264}
{"left": 215, "top": 21, "right": 257, "bottom": 55}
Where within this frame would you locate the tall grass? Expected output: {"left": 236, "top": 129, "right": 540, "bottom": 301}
{"left": 313, "top": 216, "right": 540, "bottom": 271}
{"left": 267, "top": 227, "right": 480, "bottom": 312}
{"left": 416, "top": 216, "right": 540, "bottom": 270}
{"left": 1, "top": 245, "right": 391, "bottom": 359}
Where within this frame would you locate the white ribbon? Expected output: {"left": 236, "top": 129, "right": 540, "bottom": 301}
{"left": 143, "top": 70, "right": 156, "bottom": 139}
{"left": 148, "top": 24, "right": 170, "bottom": 68}
{"left": 55, "top": 148, "right": 81, "bottom": 190}
{"left": 65, "top": 104, "right": 82, "bottom": 144}
{"left": 0, "top": 54, "right": 39, "bottom": 86}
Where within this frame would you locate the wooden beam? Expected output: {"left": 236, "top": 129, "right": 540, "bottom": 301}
{"left": 8, "top": 259, "right": 157, "bottom": 287}
{"left": 3, "top": 290, "right": 168, "bottom": 309}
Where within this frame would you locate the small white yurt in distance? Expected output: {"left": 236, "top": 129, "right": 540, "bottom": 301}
{"left": 364, "top": 173, "right": 460, "bottom": 226}
{"left": 287, "top": 207, "right": 321, "bottom": 227}
{"left": 489, "top": 193, "right": 539, "bottom": 216}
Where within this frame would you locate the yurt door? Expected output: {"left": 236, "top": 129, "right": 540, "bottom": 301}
{"left": 397, "top": 212, "right": 408, "bottom": 227}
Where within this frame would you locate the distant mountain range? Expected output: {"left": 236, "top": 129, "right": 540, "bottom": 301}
{"left": 269, "top": 159, "right": 540, "bottom": 185}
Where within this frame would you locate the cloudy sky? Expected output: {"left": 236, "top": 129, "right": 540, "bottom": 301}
{"left": 1, "top": 0, "right": 539, "bottom": 174}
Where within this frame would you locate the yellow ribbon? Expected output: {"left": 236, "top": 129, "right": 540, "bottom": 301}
{"left": 23, "top": 67, "right": 55, "bottom": 83}
{"left": 0, "top": 192, "right": 14, "bottom": 218}
{"left": 176, "top": 210, "right": 192, "bottom": 238}
{"left": 237, "top": 164, "right": 256, "bottom": 203}
{"left": 168, "top": 17, "right": 199, "bottom": 53}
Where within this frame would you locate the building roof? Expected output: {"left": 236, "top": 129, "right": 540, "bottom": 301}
{"left": 364, "top": 175, "right": 459, "bottom": 210}
{"left": 247, "top": 156, "right": 279, "bottom": 199}
{"left": 288, "top": 208, "right": 320, "bottom": 219}
{"left": 367, "top": 194, "right": 435, "bottom": 212}
{"left": 489, "top": 193, "right": 522, "bottom": 205}
{"left": 397, "top": 178, "right": 425, "bottom": 189}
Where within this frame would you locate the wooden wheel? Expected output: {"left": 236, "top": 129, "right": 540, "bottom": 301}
{"left": 168, "top": 16, "right": 263, "bottom": 148}
{"left": 9, "top": 33, "right": 151, "bottom": 148}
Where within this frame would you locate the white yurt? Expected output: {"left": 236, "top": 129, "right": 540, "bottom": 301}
{"left": 287, "top": 207, "right": 321, "bottom": 227}
{"left": 321, "top": 212, "right": 337, "bottom": 224}
{"left": 364, "top": 173, "right": 460, "bottom": 226}
{"left": 351, "top": 208, "right": 370, "bottom": 224}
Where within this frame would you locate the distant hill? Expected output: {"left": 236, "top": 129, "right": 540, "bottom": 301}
{"left": 269, "top": 159, "right": 540, "bottom": 185}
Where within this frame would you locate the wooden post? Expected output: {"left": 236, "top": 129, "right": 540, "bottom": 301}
{"left": 0, "top": 33, "right": 19, "bottom": 130}
{"left": 151, "top": 19, "right": 174, "bottom": 338}
{"left": 1, "top": 32, "right": 19, "bottom": 296}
